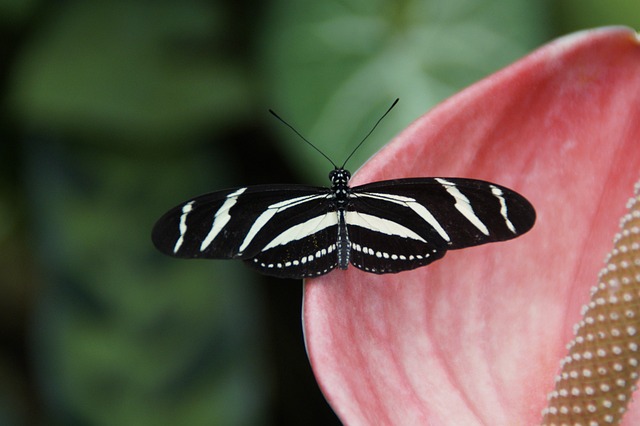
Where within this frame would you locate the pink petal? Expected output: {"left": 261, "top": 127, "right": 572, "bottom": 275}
{"left": 304, "top": 27, "right": 640, "bottom": 425}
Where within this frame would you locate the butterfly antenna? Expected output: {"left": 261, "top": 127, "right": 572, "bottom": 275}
{"left": 269, "top": 109, "right": 338, "bottom": 169}
{"left": 341, "top": 98, "right": 399, "bottom": 169}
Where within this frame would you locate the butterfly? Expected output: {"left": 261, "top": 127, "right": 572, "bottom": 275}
{"left": 152, "top": 99, "right": 535, "bottom": 278}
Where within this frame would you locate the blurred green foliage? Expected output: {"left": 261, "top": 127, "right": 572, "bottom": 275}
{"left": 262, "top": 0, "right": 550, "bottom": 177}
{"left": 0, "top": 0, "right": 636, "bottom": 425}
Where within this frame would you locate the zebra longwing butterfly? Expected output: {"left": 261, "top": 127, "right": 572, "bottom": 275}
{"left": 152, "top": 100, "right": 535, "bottom": 278}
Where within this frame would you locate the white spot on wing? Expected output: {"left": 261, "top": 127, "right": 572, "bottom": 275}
{"left": 200, "top": 187, "right": 247, "bottom": 252}
{"left": 436, "top": 178, "right": 489, "bottom": 236}
{"left": 173, "top": 201, "right": 195, "bottom": 253}
{"left": 490, "top": 185, "right": 517, "bottom": 233}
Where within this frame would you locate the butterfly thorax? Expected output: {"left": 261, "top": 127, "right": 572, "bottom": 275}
{"left": 329, "top": 168, "right": 352, "bottom": 207}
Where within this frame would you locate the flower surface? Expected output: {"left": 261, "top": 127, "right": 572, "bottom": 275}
{"left": 304, "top": 27, "right": 640, "bottom": 425}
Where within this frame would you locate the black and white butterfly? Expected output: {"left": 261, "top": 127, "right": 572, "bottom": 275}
{"left": 152, "top": 100, "right": 535, "bottom": 279}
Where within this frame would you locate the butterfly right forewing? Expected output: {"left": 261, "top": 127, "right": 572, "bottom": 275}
{"left": 346, "top": 177, "right": 536, "bottom": 273}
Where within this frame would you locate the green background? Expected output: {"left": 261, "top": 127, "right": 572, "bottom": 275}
{"left": 0, "top": 0, "right": 637, "bottom": 424}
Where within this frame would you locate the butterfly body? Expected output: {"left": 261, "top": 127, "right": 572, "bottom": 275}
{"left": 152, "top": 167, "right": 535, "bottom": 278}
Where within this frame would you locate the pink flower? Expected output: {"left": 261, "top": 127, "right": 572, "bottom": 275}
{"left": 303, "top": 27, "right": 640, "bottom": 425}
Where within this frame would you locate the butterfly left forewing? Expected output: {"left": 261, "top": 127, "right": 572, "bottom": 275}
{"left": 152, "top": 185, "right": 333, "bottom": 260}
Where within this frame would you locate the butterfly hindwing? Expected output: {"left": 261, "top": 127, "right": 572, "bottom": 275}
{"left": 240, "top": 191, "right": 341, "bottom": 278}
{"left": 345, "top": 192, "right": 448, "bottom": 273}
{"left": 243, "top": 220, "right": 339, "bottom": 278}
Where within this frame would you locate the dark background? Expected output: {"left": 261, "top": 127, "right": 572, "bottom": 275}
{"left": 0, "top": 1, "right": 637, "bottom": 425}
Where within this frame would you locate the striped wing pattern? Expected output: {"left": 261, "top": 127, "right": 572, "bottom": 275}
{"left": 152, "top": 176, "right": 535, "bottom": 278}
{"left": 152, "top": 185, "right": 340, "bottom": 278}
{"left": 347, "top": 178, "right": 535, "bottom": 273}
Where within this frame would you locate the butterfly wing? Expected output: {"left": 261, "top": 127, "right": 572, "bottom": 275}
{"left": 348, "top": 177, "right": 536, "bottom": 273}
{"left": 152, "top": 185, "right": 340, "bottom": 278}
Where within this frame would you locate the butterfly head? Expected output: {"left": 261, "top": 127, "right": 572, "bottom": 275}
{"left": 329, "top": 168, "right": 351, "bottom": 188}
